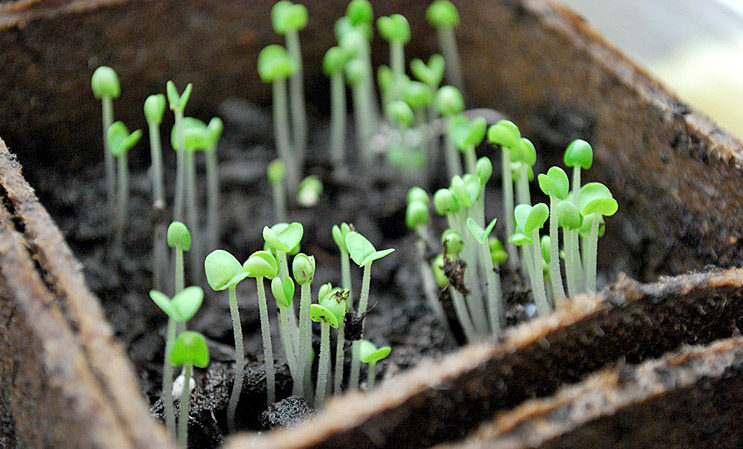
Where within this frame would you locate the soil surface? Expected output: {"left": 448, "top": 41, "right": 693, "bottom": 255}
{"left": 27, "top": 99, "right": 589, "bottom": 447}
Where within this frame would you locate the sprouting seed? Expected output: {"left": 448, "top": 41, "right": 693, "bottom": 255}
{"left": 91, "top": 66, "right": 121, "bottom": 226}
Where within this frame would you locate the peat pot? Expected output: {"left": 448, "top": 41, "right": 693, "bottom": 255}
{"left": 1, "top": 1, "right": 743, "bottom": 448}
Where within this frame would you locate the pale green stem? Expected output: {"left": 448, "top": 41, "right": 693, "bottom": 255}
{"left": 366, "top": 361, "right": 377, "bottom": 390}
{"left": 349, "top": 263, "right": 372, "bottom": 390}
{"left": 390, "top": 41, "right": 404, "bottom": 101}
{"left": 585, "top": 216, "right": 600, "bottom": 293}
{"left": 426, "top": 104, "right": 439, "bottom": 182}
{"left": 333, "top": 321, "right": 346, "bottom": 395}
{"left": 148, "top": 120, "right": 167, "bottom": 291}
{"left": 271, "top": 180, "right": 287, "bottom": 222}
{"left": 444, "top": 116, "right": 462, "bottom": 178}
{"left": 148, "top": 121, "right": 165, "bottom": 204}
{"left": 205, "top": 148, "right": 220, "bottom": 251}
{"left": 227, "top": 286, "right": 244, "bottom": 433}
{"left": 286, "top": 30, "right": 307, "bottom": 170}
{"left": 330, "top": 71, "right": 347, "bottom": 174}
{"left": 480, "top": 242, "right": 502, "bottom": 335}
{"left": 517, "top": 164, "right": 531, "bottom": 205}
{"left": 315, "top": 321, "right": 330, "bottom": 407}
{"left": 548, "top": 196, "right": 566, "bottom": 303}
{"left": 102, "top": 96, "right": 115, "bottom": 226}
{"left": 174, "top": 110, "right": 185, "bottom": 222}
{"left": 464, "top": 145, "right": 477, "bottom": 175}
{"left": 530, "top": 229, "right": 551, "bottom": 316}
{"left": 153, "top": 223, "right": 167, "bottom": 293}
{"left": 564, "top": 228, "right": 582, "bottom": 297}
{"left": 297, "top": 282, "right": 312, "bottom": 400}
{"left": 256, "top": 278, "right": 275, "bottom": 405}
{"left": 185, "top": 150, "right": 201, "bottom": 284}
{"left": 273, "top": 79, "right": 299, "bottom": 196}
{"left": 581, "top": 234, "right": 589, "bottom": 289}
{"left": 571, "top": 166, "right": 581, "bottom": 205}
{"left": 416, "top": 233, "right": 447, "bottom": 324}
{"left": 438, "top": 25, "right": 465, "bottom": 94}
{"left": 278, "top": 252, "right": 299, "bottom": 351}
{"left": 340, "top": 251, "right": 352, "bottom": 307}
{"left": 351, "top": 81, "right": 371, "bottom": 164}
{"left": 177, "top": 364, "right": 192, "bottom": 449}
{"left": 163, "top": 318, "right": 177, "bottom": 435}
{"left": 361, "top": 41, "right": 379, "bottom": 127}
{"left": 114, "top": 153, "right": 128, "bottom": 249}
{"left": 458, "top": 210, "right": 488, "bottom": 336}
{"left": 279, "top": 307, "right": 300, "bottom": 395}
{"left": 450, "top": 286, "right": 479, "bottom": 343}
{"left": 502, "top": 148, "right": 519, "bottom": 271}
{"left": 174, "top": 248, "right": 184, "bottom": 295}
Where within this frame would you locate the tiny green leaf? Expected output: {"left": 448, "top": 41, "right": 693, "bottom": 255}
{"left": 167, "top": 221, "right": 191, "bottom": 251}
{"left": 537, "top": 166, "right": 570, "bottom": 199}
{"left": 435, "top": 86, "right": 464, "bottom": 116}
{"left": 449, "top": 175, "right": 481, "bottom": 208}
{"left": 403, "top": 81, "right": 434, "bottom": 109}
{"left": 489, "top": 237, "right": 508, "bottom": 266}
{"left": 144, "top": 94, "right": 166, "bottom": 124}
{"left": 297, "top": 175, "right": 323, "bottom": 207}
{"left": 433, "top": 188, "right": 460, "bottom": 215}
{"left": 204, "top": 249, "right": 249, "bottom": 291}
{"left": 377, "top": 14, "right": 410, "bottom": 43}
{"left": 441, "top": 229, "right": 464, "bottom": 255}
{"left": 410, "top": 54, "right": 445, "bottom": 89}
{"left": 406, "top": 200, "right": 429, "bottom": 229}
{"left": 332, "top": 223, "right": 352, "bottom": 253}
{"left": 467, "top": 217, "right": 497, "bottom": 245}
{"left": 524, "top": 203, "right": 549, "bottom": 233}
{"left": 377, "top": 65, "right": 393, "bottom": 94}
{"left": 407, "top": 187, "right": 429, "bottom": 205}
{"left": 258, "top": 45, "right": 296, "bottom": 83}
{"left": 451, "top": 115, "right": 487, "bottom": 151}
{"left": 267, "top": 159, "right": 286, "bottom": 184}
{"left": 271, "top": 1, "right": 308, "bottom": 34}
{"left": 508, "top": 232, "right": 533, "bottom": 246}
{"left": 487, "top": 120, "right": 521, "bottom": 149}
{"left": 171, "top": 286, "right": 204, "bottom": 323}
{"left": 166, "top": 80, "right": 192, "bottom": 112}
{"left": 149, "top": 290, "right": 176, "bottom": 319}
{"left": 206, "top": 117, "right": 224, "bottom": 149}
{"left": 243, "top": 250, "right": 279, "bottom": 279}
{"left": 540, "top": 235, "right": 551, "bottom": 263}
{"left": 323, "top": 46, "right": 348, "bottom": 76}
{"left": 170, "top": 331, "right": 209, "bottom": 368}
{"left": 171, "top": 117, "right": 209, "bottom": 152}
{"left": 579, "top": 213, "right": 605, "bottom": 237}
{"left": 426, "top": 0, "right": 460, "bottom": 27}
{"left": 310, "top": 304, "right": 340, "bottom": 328}
{"left": 263, "top": 222, "right": 304, "bottom": 253}
{"left": 577, "top": 182, "right": 618, "bottom": 217}
{"left": 271, "top": 277, "right": 295, "bottom": 308}
{"left": 432, "top": 254, "right": 448, "bottom": 288}
{"left": 91, "top": 66, "right": 121, "bottom": 99}
{"left": 519, "top": 138, "right": 537, "bottom": 166}
{"left": 345, "top": 232, "right": 394, "bottom": 267}
{"left": 292, "top": 253, "right": 316, "bottom": 285}
{"left": 476, "top": 157, "right": 493, "bottom": 185}
{"left": 358, "top": 340, "right": 391, "bottom": 364}
{"left": 386, "top": 101, "right": 415, "bottom": 128}
{"left": 107, "top": 122, "right": 142, "bottom": 158}
{"left": 556, "top": 200, "right": 581, "bottom": 229}
{"left": 564, "top": 139, "right": 593, "bottom": 169}
{"left": 347, "top": 0, "right": 373, "bottom": 25}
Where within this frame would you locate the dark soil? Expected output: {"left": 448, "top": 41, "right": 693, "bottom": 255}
{"left": 26, "top": 99, "right": 582, "bottom": 447}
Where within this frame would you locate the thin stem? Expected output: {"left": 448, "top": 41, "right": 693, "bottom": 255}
{"left": 517, "top": 164, "right": 531, "bottom": 205}
{"left": 273, "top": 79, "right": 299, "bottom": 196}
{"left": 444, "top": 116, "right": 462, "bottom": 178}
{"left": 580, "top": 234, "right": 589, "bottom": 290}
{"left": 349, "top": 263, "right": 372, "bottom": 390}
{"left": 450, "top": 287, "right": 479, "bottom": 343}
{"left": 458, "top": 210, "right": 488, "bottom": 336}
{"left": 340, "top": 251, "right": 353, "bottom": 306}
{"left": 366, "top": 361, "right": 376, "bottom": 390}
{"left": 351, "top": 81, "right": 371, "bottom": 164}
{"left": 149, "top": 119, "right": 167, "bottom": 291}
{"left": 177, "top": 364, "right": 192, "bottom": 449}
{"left": 297, "top": 282, "right": 312, "bottom": 400}
{"left": 464, "top": 145, "right": 477, "bottom": 175}
{"left": 360, "top": 41, "right": 379, "bottom": 128}
{"left": 564, "top": 228, "right": 581, "bottom": 297}
{"left": 278, "top": 251, "right": 299, "bottom": 353}
{"left": 153, "top": 222, "right": 167, "bottom": 292}
{"left": 174, "top": 248, "right": 184, "bottom": 295}
{"left": 548, "top": 196, "right": 566, "bottom": 303}
{"left": 114, "top": 153, "right": 128, "bottom": 249}
{"left": 185, "top": 150, "right": 201, "bottom": 284}
{"left": 481, "top": 243, "right": 502, "bottom": 335}
{"left": 315, "top": 321, "right": 331, "bottom": 407}
{"left": 330, "top": 71, "right": 347, "bottom": 174}
{"left": 333, "top": 321, "right": 346, "bottom": 395}
{"left": 148, "top": 121, "right": 165, "bottom": 204}
{"left": 502, "top": 148, "right": 519, "bottom": 270}
{"left": 102, "top": 96, "right": 115, "bottom": 226}
{"left": 390, "top": 41, "right": 404, "bottom": 101}
{"left": 571, "top": 166, "right": 581, "bottom": 205}
{"left": 163, "top": 318, "right": 177, "bottom": 435}
{"left": 585, "top": 216, "right": 600, "bottom": 293}
{"left": 438, "top": 26, "right": 465, "bottom": 94}
{"left": 174, "top": 110, "right": 185, "bottom": 222}
{"left": 530, "top": 230, "right": 551, "bottom": 316}
{"left": 256, "top": 278, "right": 275, "bottom": 405}
{"left": 416, "top": 237, "right": 448, "bottom": 325}
{"left": 227, "top": 287, "right": 244, "bottom": 433}
{"left": 286, "top": 30, "right": 307, "bottom": 170}
{"left": 205, "top": 148, "right": 220, "bottom": 251}
{"left": 271, "top": 180, "right": 287, "bottom": 222}
{"left": 426, "top": 105, "right": 439, "bottom": 183}
{"left": 279, "top": 307, "right": 300, "bottom": 395}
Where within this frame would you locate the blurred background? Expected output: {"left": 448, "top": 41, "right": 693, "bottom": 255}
{"left": 558, "top": 0, "right": 743, "bottom": 139}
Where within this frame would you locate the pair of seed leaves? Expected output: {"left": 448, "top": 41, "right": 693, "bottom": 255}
{"left": 204, "top": 249, "right": 280, "bottom": 292}
{"left": 411, "top": 54, "right": 445, "bottom": 89}
{"left": 149, "top": 286, "right": 204, "bottom": 324}
{"left": 377, "top": 14, "right": 410, "bottom": 44}
{"left": 310, "top": 285, "right": 350, "bottom": 328}
{"left": 345, "top": 231, "right": 395, "bottom": 268}
{"left": 171, "top": 331, "right": 210, "bottom": 368}
{"left": 271, "top": 0, "right": 308, "bottom": 34}
{"left": 107, "top": 122, "right": 142, "bottom": 158}
{"left": 359, "top": 340, "right": 391, "bottom": 364}
{"left": 435, "top": 85, "right": 465, "bottom": 116}
{"left": 91, "top": 66, "right": 121, "bottom": 99}
{"left": 426, "top": 0, "right": 460, "bottom": 28}
{"left": 259, "top": 45, "right": 297, "bottom": 82}
{"left": 171, "top": 117, "right": 223, "bottom": 152}
{"left": 166, "top": 81, "right": 192, "bottom": 113}
{"left": 451, "top": 115, "right": 487, "bottom": 151}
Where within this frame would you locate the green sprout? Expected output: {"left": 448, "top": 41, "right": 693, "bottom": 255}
{"left": 510, "top": 203, "right": 551, "bottom": 316}
{"left": 426, "top": 1, "right": 464, "bottom": 93}
{"left": 439, "top": 228, "right": 478, "bottom": 343}
{"left": 145, "top": 93, "right": 168, "bottom": 291}
{"left": 267, "top": 159, "right": 287, "bottom": 222}
{"left": 259, "top": 44, "right": 300, "bottom": 196}
{"left": 270, "top": 275, "right": 299, "bottom": 392}
{"left": 564, "top": 139, "right": 593, "bottom": 204}
{"left": 537, "top": 166, "right": 570, "bottom": 303}
{"left": 487, "top": 120, "right": 522, "bottom": 271}
{"left": 204, "top": 249, "right": 250, "bottom": 433}
{"left": 91, "top": 65, "right": 121, "bottom": 225}
{"left": 166, "top": 80, "right": 193, "bottom": 224}
{"left": 514, "top": 137, "right": 537, "bottom": 206}
{"left": 244, "top": 250, "right": 279, "bottom": 406}
{"left": 263, "top": 222, "right": 304, "bottom": 281}
{"left": 346, "top": 56, "right": 373, "bottom": 164}
{"left": 272, "top": 0, "right": 309, "bottom": 170}
{"left": 435, "top": 86, "right": 465, "bottom": 177}
{"left": 293, "top": 252, "right": 316, "bottom": 398}
{"left": 345, "top": 231, "right": 394, "bottom": 390}
{"left": 323, "top": 46, "right": 349, "bottom": 174}
{"left": 466, "top": 217, "right": 503, "bottom": 335}
{"left": 577, "top": 182, "right": 618, "bottom": 292}
{"left": 332, "top": 223, "right": 354, "bottom": 295}
{"left": 358, "top": 340, "right": 391, "bottom": 390}
{"left": 149, "top": 286, "right": 203, "bottom": 436}
{"left": 297, "top": 175, "right": 323, "bottom": 207}
{"left": 343, "top": 0, "right": 380, "bottom": 132}
{"left": 169, "top": 330, "right": 209, "bottom": 449}
{"left": 432, "top": 254, "right": 448, "bottom": 288}
{"left": 205, "top": 117, "right": 223, "bottom": 251}
{"left": 489, "top": 237, "right": 508, "bottom": 266}
{"left": 167, "top": 221, "right": 191, "bottom": 296}
{"left": 107, "top": 121, "right": 142, "bottom": 249}
{"left": 411, "top": 54, "right": 446, "bottom": 91}
{"left": 557, "top": 199, "right": 583, "bottom": 297}
{"left": 377, "top": 14, "right": 410, "bottom": 101}
{"left": 451, "top": 115, "right": 487, "bottom": 174}
{"left": 310, "top": 286, "right": 348, "bottom": 407}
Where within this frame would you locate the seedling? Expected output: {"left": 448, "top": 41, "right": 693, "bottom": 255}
{"left": 271, "top": 275, "right": 299, "bottom": 391}
{"left": 204, "top": 249, "right": 250, "bottom": 432}
{"left": 510, "top": 203, "right": 551, "bottom": 315}
{"left": 293, "top": 252, "right": 316, "bottom": 397}
{"left": 435, "top": 86, "right": 465, "bottom": 177}
{"left": 487, "top": 120, "right": 522, "bottom": 270}
{"left": 345, "top": 0, "right": 379, "bottom": 124}
{"left": 272, "top": 0, "right": 308, "bottom": 169}
{"left": 167, "top": 221, "right": 191, "bottom": 295}
{"left": 332, "top": 223, "right": 354, "bottom": 295}
{"left": 145, "top": 93, "right": 168, "bottom": 291}
{"left": 169, "top": 331, "right": 209, "bottom": 449}
{"left": 244, "top": 250, "right": 279, "bottom": 405}
{"left": 358, "top": 340, "right": 391, "bottom": 390}
{"left": 426, "top": 1, "right": 464, "bottom": 93}
{"left": 267, "top": 159, "right": 287, "bottom": 222}
{"left": 107, "top": 121, "right": 142, "bottom": 250}
{"left": 148, "top": 286, "right": 203, "bottom": 436}
{"left": 577, "top": 182, "right": 618, "bottom": 292}
{"left": 297, "top": 175, "right": 323, "bottom": 207}
{"left": 537, "top": 166, "right": 570, "bottom": 303}
{"left": 310, "top": 286, "right": 348, "bottom": 407}
{"left": 344, "top": 231, "right": 395, "bottom": 390}
{"left": 514, "top": 138, "right": 537, "bottom": 206}
{"left": 323, "top": 46, "right": 349, "bottom": 174}
{"left": 564, "top": 139, "right": 593, "bottom": 204}
{"left": 557, "top": 199, "right": 583, "bottom": 297}
{"left": 205, "top": 117, "right": 223, "bottom": 251}
{"left": 91, "top": 65, "right": 121, "bottom": 225}
{"left": 166, "top": 80, "right": 193, "bottom": 224}
{"left": 377, "top": 14, "right": 411, "bottom": 102}
{"left": 259, "top": 44, "right": 299, "bottom": 195}
{"left": 451, "top": 115, "right": 487, "bottom": 174}
{"left": 466, "top": 217, "right": 503, "bottom": 335}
